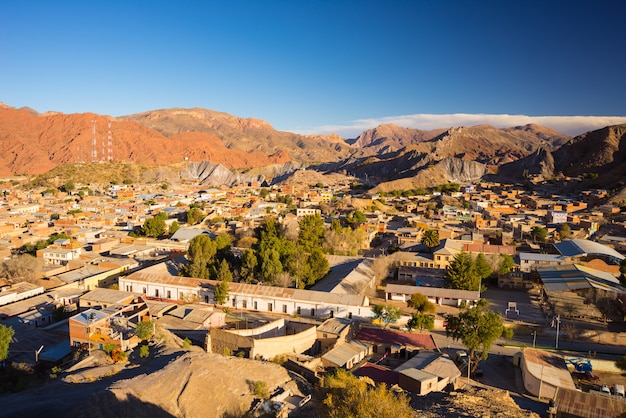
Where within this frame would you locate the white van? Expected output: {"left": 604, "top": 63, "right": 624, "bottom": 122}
{"left": 614, "top": 384, "right": 625, "bottom": 397}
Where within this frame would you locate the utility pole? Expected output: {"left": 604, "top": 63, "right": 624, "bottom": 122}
{"left": 532, "top": 330, "right": 537, "bottom": 348}
{"left": 555, "top": 315, "right": 561, "bottom": 349}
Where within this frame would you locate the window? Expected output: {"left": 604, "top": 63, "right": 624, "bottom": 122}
{"left": 155, "top": 289, "right": 159, "bottom": 298}
{"left": 311, "top": 308, "right": 315, "bottom": 317}
{"left": 268, "top": 303, "right": 273, "bottom": 312}
{"left": 254, "top": 301, "right": 258, "bottom": 310}
{"left": 167, "top": 290, "right": 171, "bottom": 299}
{"left": 348, "top": 312, "right": 352, "bottom": 319}
{"left": 283, "top": 304, "right": 287, "bottom": 313}
{"left": 242, "top": 300, "right": 247, "bottom": 309}
{"left": 205, "top": 295, "right": 209, "bottom": 303}
{"left": 296, "top": 306, "right": 301, "bottom": 315}
{"left": 143, "top": 287, "right": 147, "bottom": 294}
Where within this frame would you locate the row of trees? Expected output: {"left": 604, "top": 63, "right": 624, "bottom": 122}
{"left": 446, "top": 252, "right": 514, "bottom": 291}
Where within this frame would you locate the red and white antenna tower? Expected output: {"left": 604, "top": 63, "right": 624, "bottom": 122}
{"left": 91, "top": 120, "right": 97, "bottom": 161}
{"left": 107, "top": 120, "right": 113, "bottom": 161}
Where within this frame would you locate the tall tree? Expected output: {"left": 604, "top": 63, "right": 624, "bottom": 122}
{"left": 407, "top": 293, "right": 436, "bottom": 314}
{"left": 214, "top": 279, "right": 229, "bottom": 305}
{"left": 186, "top": 207, "right": 205, "bottom": 225}
{"left": 474, "top": 253, "right": 492, "bottom": 280}
{"left": 298, "top": 214, "right": 325, "bottom": 252}
{"left": 141, "top": 215, "right": 166, "bottom": 238}
{"left": 0, "top": 324, "right": 15, "bottom": 362}
{"left": 421, "top": 229, "right": 440, "bottom": 253}
{"left": 558, "top": 223, "right": 571, "bottom": 241}
{"left": 406, "top": 312, "right": 435, "bottom": 331}
{"left": 446, "top": 252, "right": 480, "bottom": 291}
{"left": 371, "top": 304, "right": 402, "bottom": 329}
{"left": 531, "top": 226, "right": 547, "bottom": 243}
{"left": 216, "top": 259, "right": 233, "bottom": 282}
{"left": 240, "top": 248, "right": 258, "bottom": 282}
{"left": 184, "top": 234, "right": 217, "bottom": 279}
{"left": 498, "top": 254, "right": 515, "bottom": 276}
{"left": 445, "top": 299, "right": 507, "bottom": 375}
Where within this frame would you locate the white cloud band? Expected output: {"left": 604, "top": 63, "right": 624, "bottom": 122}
{"left": 296, "top": 114, "right": 626, "bottom": 139}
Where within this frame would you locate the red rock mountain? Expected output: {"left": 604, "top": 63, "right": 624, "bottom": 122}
{"left": 0, "top": 105, "right": 349, "bottom": 176}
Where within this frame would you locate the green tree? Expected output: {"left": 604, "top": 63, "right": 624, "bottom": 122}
{"left": 421, "top": 229, "right": 440, "bottom": 253}
{"left": 135, "top": 320, "right": 154, "bottom": 341}
{"left": 60, "top": 181, "right": 75, "bottom": 194}
{"left": 531, "top": 226, "right": 547, "bottom": 243}
{"left": 184, "top": 234, "right": 217, "bottom": 279}
{"left": 298, "top": 214, "right": 325, "bottom": 252}
{"left": 168, "top": 220, "right": 180, "bottom": 236}
{"left": 186, "top": 207, "right": 205, "bottom": 225}
{"left": 498, "top": 254, "right": 515, "bottom": 275}
{"left": 406, "top": 312, "right": 435, "bottom": 331}
{"left": 407, "top": 293, "right": 436, "bottom": 314}
{"left": 240, "top": 248, "right": 258, "bottom": 282}
{"left": 446, "top": 252, "right": 481, "bottom": 291}
{"left": 558, "top": 223, "right": 571, "bottom": 240}
{"left": 142, "top": 215, "right": 166, "bottom": 238}
{"left": 445, "top": 299, "right": 505, "bottom": 375}
{"left": 260, "top": 248, "right": 283, "bottom": 284}
{"left": 214, "top": 279, "right": 229, "bottom": 305}
{"left": 0, "top": 324, "right": 15, "bottom": 362}
{"left": 217, "top": 259, "right": 233, "bottom": 282}
{"left": 303, "top": 247, "right": 330, "bottom": 286}
{"left": 371, "top": 304, "right": 402, "bottom": 329}
{"left": 320, "top": 368, "right": 414, "bottom": 418}
{"left": 346, "top": 210, "right": 366, "bottom": 228}
{"left": 474, "top": 253, "right": 492, "bottom": 280}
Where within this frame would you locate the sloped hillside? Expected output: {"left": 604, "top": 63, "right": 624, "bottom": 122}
{"left": 0, "top": 105, "right": 291, "bottom": 176}
{"left": 498, "top": 124, "right": 626, "bottom": 185}
{"left": 120, "top": 107, "right": 350, "bottom": 163}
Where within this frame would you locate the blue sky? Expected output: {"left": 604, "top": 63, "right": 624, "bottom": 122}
{"left": 2, "top": 1, "right": 626, "bottom": 138}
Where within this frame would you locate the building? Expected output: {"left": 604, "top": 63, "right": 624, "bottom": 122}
{"left": 207, "top": 318, "right": 317, "bottom": 360}
{"left": 385, "top": 283, "right": 480, "bottom": 307}
{"left": 68, "top": 293, "right": 150, "bottom": 352}
{"left": 520, "top": 348, "right": 577, "bottom": 399}
{"left": 321, "top": 340, "right": 371, "bottom": 369}
{"left": 394, "top": 351, "right": 461, "bottom": 395}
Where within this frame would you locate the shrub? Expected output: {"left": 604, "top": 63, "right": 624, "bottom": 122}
{"left": 253, "top": 381, "right": 270, "bottom": 399}
{"left": 182, "top": 337, "right": 192, "bottom": 350}
{"left": 139, "top": 344, "right": 150, "bottom": 358}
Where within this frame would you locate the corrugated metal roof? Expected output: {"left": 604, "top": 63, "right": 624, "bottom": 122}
{"left": 386, "top": 283, "right": 480, "bottom": 301}
{"left": 322, "top": 340, "right": 370, "bottom": 367}
{"left": 553, "top": 239, "right": 625, "bottom": 261}
{"left": 538, "top": 264, "right": 623, "bottom": 293}
{"left": 555, "top": 387, "right": 626, "bottom": 418}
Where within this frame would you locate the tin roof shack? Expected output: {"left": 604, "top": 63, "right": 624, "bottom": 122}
{"left": 316, "top": 317, "right": 359, "bottom": 352}
{"left": 68, "top": 294, "right": 150, "bottom": 352}
{"left": 395, "top": 351, "right": 462, "bottom": 393}
{"left": 157, "top": 304, "right": 226, "bottom": 345}
{"left": 398, "top": 368, "right": 439, "bottom": 396}
{"left": 553, "top": 387, "right": 626, "bottom": 418}
{"left": 0, "top": 281, "right": 44, "bottom": 307}
{"left": 208, "top": 318, "right": 317, "bottom": 360}
{"left": 354, "top": 327, "right": 436, "bottom": 365}
{"left": 321, "top": 340, "right": 371, "bottom": 369}
{"left": 521, "top": 348, "right": 577, "bottom": 399}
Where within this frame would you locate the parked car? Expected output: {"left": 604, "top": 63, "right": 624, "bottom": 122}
{"left": 601, "top": 385, "right": 611, "bottom": 394}
{"left": 572, "top": 371, "right": 600, "bottom": 381}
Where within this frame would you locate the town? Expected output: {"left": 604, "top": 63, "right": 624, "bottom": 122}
{"left": 1, "top": 171, "right": 625, "bottom": 417}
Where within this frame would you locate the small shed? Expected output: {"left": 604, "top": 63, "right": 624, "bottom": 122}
{"left": 398, "top": 368, "right": 438, "bottom": 395}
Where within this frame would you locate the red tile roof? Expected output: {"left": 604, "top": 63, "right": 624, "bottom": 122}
{"left": 353, "top": 362, "right": 399, "bottom": 386}
{"left": 354, "top": 328, "right": 437, "bottom": 349}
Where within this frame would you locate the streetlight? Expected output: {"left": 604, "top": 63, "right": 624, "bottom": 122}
{"left": 532, "top": 330, "right": 537, "bottom": 348}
